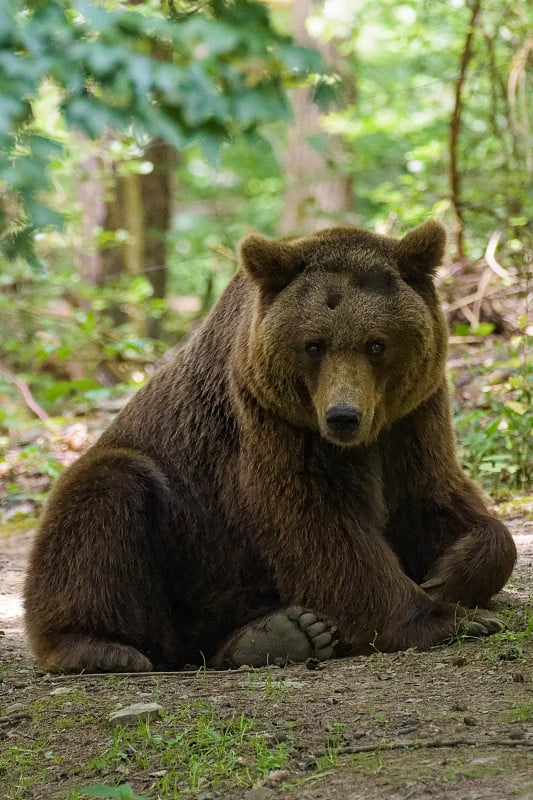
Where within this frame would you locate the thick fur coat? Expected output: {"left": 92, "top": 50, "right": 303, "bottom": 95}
{"left": 24, "top": 221, "right": 516, "bottom": 672}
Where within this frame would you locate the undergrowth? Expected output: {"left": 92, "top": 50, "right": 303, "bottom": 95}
{"left": 454, "top": 334, "right": 532, "bottom": 493}
{"left": 73, "top": 701, "right": 288, "bottom": 800}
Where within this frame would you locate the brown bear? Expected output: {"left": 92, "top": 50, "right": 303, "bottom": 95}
{"left": 24, "top": 220, "right": 517, "bottom": 673}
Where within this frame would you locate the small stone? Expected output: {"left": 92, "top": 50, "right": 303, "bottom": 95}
{"left": 452, "top": 656, "right": 468, "bottom": 667}
{"left": 50, "top": 687, "right": 75, "bottom": 696}
{"left": 243, "top": 789, "right": 273, "bottom": 799}
{"left": 265, "top": 769, "right": 291, "bottom": 787}
{"left": 512, "top": 673, "right": 525, "bottom": 683}
{"left": 108, "top": 702, "right": 164, "bottom": 726}
{"left": 463, "top": 716, "right": 478, "bottom": 727}
{"left": 509, "top": 729, "right": 525, "bottom": 740}
{"left": 6, "top": 703, "right": 25, "bottom": 714}
{"left": 452, "top": 702, "right": 468, "bottom": 712}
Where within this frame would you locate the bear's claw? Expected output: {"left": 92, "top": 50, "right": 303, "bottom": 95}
{"left": 454, "top": 609, "right": 505, "bottom": 639}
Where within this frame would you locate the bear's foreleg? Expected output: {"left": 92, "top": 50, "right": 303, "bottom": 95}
{"left": 420, "top": 500, "right": 516, "bottom": 607}
{"left": 383, "top": 386, "right": 517, "bottom": 608}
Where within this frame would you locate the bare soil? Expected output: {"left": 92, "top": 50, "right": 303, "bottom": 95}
{"left": 1, "top": 509, "right": 532, "bottom": 800}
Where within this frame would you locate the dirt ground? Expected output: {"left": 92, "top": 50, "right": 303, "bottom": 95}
{"left": 1, "top": 507, "right": 532, "bottom": 800}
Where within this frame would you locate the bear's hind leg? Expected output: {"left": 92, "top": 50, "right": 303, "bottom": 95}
{"left": 211, "top": 606, "right": 337, "bottom": 668}
{"left": 24, "top": 448, "right": 176, "bottom": 673}
{"left": 35, "top": 634, "right": 153, "bottom": 673}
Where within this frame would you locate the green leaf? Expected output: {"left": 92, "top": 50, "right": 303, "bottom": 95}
{"left": 24, "top": 199, "right": 65, "bottom": 230}
{"left": 506, "top": 401, "right": 528, "bottom": 416}
{"left": 277, "top": 42, "right": 324, "bottom": 75}
{"left": 472, "top": 323, "right": 495, "bottom": 337}
{"left": 312, "top": 76, "right": 341, "bottom": 112}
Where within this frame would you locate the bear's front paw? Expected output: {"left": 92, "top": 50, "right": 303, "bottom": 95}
{"left": 453, "top": 608, "right": 505, "bottom": 639}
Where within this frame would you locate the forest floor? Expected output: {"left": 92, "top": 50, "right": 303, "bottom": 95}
{"left": 1, "top": 504, "right": 532, "bottom": 800}
{"left": 1, "top": 338, "right": 532, "bottom": 800}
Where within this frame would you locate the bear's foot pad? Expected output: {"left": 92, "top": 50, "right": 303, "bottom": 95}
{"left": 213, "top": 606, "right": 337, "bottom": 668}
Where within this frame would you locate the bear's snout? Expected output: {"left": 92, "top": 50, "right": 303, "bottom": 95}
{"left": 325, "top": 405, "right": 362, "bottom": 438}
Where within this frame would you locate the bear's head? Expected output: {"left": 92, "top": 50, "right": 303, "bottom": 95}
{"left": 238, "top": 221, "right": 447, "bottom": 447}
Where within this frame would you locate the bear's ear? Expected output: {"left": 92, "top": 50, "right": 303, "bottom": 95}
{"left": 396, "top": 220, "right": 446, "bottom": 283}
{"left": 239, "top": 234, "right": 304, "bottom": 296}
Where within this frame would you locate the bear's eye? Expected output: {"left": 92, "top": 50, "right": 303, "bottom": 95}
{"left": 367, "top": 339, "right": 386, "bottom": 356}
{"left": 305, "top": 340, "right": 326, "bottom": 360}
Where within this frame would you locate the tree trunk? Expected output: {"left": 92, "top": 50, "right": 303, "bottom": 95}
{"left": 76, "top": 151, "right": 107, "bottom": 285}
{"left": 140, "top": 139, "right": 177, "bottom": 340}
{"left": 75, "top": 140, "right": 176, "bottom": 339}
{"left": 280, "top": 0, "right": 352, "bottom": 235}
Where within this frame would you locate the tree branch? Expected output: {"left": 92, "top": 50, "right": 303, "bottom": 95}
{"left": 338, "top": 737, "right": 532, "bottom": 755}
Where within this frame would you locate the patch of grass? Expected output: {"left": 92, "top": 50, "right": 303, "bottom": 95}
{"left": 0, "top": 693, "right": 100, "bottom": 799}
{"left": 30, "top": 689, "right": 92, "bottom": 720}
{"left": 0, "top": 661, "right": 24, "bottom": 678}
{"left": 316, "top": 722, "right": 347, "bottom": 768}
{"left": 85, "top": 700, "right": 288, "bottom": 798}
{"left": 506, "top": 702, "right": 533, "bottom": 724}
{"left": 290, "top": 748, "right": 382, "bottom": 790}
{"left": 246, "top": 671, "right": 288, "bottom": 700}
{"left": 78, "top": 784, "right": 148, "bottom": 799}
{"left": 347, "top": 751, "right": 383, "bottom": 775}
{"left": 478, "top": 607, "right": 533, "bottom": 663}
{"left": 0, "top": 743, "right": 51, "bottom": 800}
{"left": 442, "top": 754, "right": 513, "bottom": 782}
{"left": 56, "top": 715, "right": 95, "bottom": 731}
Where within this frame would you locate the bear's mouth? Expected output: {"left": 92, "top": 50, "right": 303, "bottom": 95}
{"left": 319, "top": 409, "right": 375, "bottom": 448}
{"left": 323, "top": 430, "right": 368, "bottom": 448}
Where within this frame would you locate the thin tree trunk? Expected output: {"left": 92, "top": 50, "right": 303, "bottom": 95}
{"left": 449, "top": 0, "right": 482, "bottom": 261}
{"left": 140, "top": 139, "right": 177, "bottom": 340}
{"left": 76, "top": 151, "right": 107, "bottom": 284}
{"left": 280, "top": 0, "right": 352, "bottom": 235}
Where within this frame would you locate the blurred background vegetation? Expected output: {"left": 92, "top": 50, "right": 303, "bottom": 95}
{"left": 0, "top": 0, "right": 531, "bottom": 506}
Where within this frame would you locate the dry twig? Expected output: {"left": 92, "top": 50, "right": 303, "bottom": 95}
{"left": 338, "top": 737, "right": 532, "bottom": 755}
{"left": 0, "top": 362, "right": 49, "bottom": 421}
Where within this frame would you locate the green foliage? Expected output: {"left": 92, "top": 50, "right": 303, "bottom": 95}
{"left": 0, "top": 263, "right": 157, "bottom": 424}
{"left": 84, "top": 702, "right": 288, "bottom": 797}
{"left": 0, "top": 0, "right": 531, "bottom": 504}
{"left": 454, "top": 335, "right": 533, "bottom": 492}
{"left": 0, "top": 0, "right": 325, "bottom": 264}
{"left": 320, "top": 0, "right": 532, "bottom": 262}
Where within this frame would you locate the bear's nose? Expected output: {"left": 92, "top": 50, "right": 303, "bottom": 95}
{"left": 325, "top": 405, "right": 362, "bottom": 436}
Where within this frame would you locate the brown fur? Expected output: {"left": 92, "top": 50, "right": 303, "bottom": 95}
{"left": 24, "top": 221, "right": 517, "bottom": 672}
